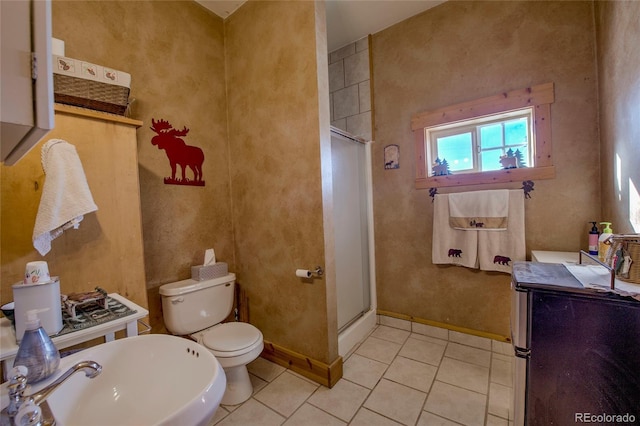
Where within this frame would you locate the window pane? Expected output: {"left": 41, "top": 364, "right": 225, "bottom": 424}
{"left": 436, "top": 133, "right": 473, "bottom": 172}
{"left": 481, "top": 150, "right": 504, "bottom": 171}
{"left": 480, "top": 124, "right": 503, "bottom": 149}
{"left": 505, "top": 118, "right": 528, "bottom": 145}
{"left": 426, "top": 107, "right": 534, "bottom": 176}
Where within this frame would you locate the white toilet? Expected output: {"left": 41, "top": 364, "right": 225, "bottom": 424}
{"left": 159, "top": 273, "right": 264, "bottom": 406}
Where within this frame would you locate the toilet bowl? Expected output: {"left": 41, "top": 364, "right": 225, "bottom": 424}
{"left": 159, "top": 274, "right": 264, "bottom": 406}
{"left": 194, "top": 322, "right": 264, "bottom": 405}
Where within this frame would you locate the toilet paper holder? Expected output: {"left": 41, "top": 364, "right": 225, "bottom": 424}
{"left": 296, "top": 266, "right": 324, "bottom": 279}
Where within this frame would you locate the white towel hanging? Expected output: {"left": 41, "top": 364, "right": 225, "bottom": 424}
{"left": 32, "top": 139, "right": 98, "bottom": 256}
{"left": 477, "top": 190, "right": 526, "bottom": 273}
{"left": 432, "top": 190, "right": 525, "bottom": 274}
{"left": 432, "top": 194, "right": 479, "bottom": 269}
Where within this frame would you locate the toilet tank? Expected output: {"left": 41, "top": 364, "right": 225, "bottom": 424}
{"left": 159, "top": 273, "right": 235, "bottom": 335}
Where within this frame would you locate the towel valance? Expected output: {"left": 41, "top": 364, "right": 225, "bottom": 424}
{"left": 448, "top": 189, "right": 509, "bottom": 230}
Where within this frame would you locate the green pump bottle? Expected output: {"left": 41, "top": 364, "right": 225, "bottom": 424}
{"left": 598, "top": 222, "right": 613, "bottom": 262}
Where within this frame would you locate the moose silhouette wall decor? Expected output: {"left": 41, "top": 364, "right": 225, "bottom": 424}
{"left": 384, "top": 144, "right": 400, "bottom": 169}
{"left": 150, "top": 118, "right": 205, "bottom": 186}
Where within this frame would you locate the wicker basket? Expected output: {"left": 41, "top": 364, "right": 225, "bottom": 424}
{"left": 620, "top": 242, "right": 640, "bottom": 284}
{"left": 610, "top": 235, "right": 640, "bottom": 284}
{"left": 54, "top": 74, "right": 129, "bottom": 115}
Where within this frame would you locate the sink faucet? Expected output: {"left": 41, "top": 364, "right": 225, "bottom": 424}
{"left": 29, "top": 361, "right": 101, "bottom": 407}
{"left": 1, "top": 361, "right": 102, "bottom": 426}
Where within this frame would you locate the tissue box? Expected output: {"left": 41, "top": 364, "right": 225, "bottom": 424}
{"left": 191, "top": 262, "right": 228, "bottom": 281}
{"left": 52, "top": 55, "right": 131, "bottom": 115}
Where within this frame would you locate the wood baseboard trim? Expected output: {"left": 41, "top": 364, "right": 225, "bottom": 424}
{"left": 261, "top": 340, "right": 343, "bottom": 388}
{"left": 377, "top": 310, "right": 510, "bottom": 342}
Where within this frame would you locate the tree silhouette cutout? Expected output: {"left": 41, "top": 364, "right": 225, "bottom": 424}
{"left": 432, "top": 157, "right": 451, "bottom": 176}
{"left": 514, "top": 149, "right": 527, "bottom": 168}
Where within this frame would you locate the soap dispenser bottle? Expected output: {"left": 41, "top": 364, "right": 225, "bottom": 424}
{"left": 598, "top": 222, "right": 613, "bottom": 262}
{"left": 13, "top": 309, "right": 60, "bottom": 383}
{"left": 588, "top": 222, "right": 599, "bottom": 255}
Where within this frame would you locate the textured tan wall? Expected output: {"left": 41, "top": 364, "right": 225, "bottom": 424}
{"left": 1, "top": 111, "right": 147, "bottom": 310}
{"left": 371, "top": 1, "right": 599, "bottom": 337}
{"left": 225, "top": 1, "right": 337, "bottom": 363}
{"left": 50, "top": 1, "right": 231, "bottom": 332}
{"left": 595, "top": 1, "right": 640, "bottom": 234}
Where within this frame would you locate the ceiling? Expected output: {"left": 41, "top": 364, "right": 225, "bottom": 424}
{"left": 196, "top": 0, "right": 445, "bottom": 52}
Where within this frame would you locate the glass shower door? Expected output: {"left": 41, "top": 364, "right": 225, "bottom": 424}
{"left": 331, "top": 130, "right": 371, "bottom": 332}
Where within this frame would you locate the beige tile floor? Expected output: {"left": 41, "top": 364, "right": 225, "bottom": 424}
{"left": 210, "top": 318, "right": 515, "bottom": 426}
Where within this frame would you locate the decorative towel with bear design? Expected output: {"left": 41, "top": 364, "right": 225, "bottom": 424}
{"left": 432, "top": 189, "right": 525, "bottom": 274}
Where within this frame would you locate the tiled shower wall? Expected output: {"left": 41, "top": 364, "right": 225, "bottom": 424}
{"left": 329, "top": 37, "right": 372, "bottom": 141}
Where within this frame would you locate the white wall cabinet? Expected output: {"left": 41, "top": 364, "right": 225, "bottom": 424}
{"left": 1, "top": 0, "right": 54, "bottom": 165}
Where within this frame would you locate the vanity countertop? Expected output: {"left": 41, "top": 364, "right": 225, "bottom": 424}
{"left": 513, "top": 262, "right": 640, "bottom": 302}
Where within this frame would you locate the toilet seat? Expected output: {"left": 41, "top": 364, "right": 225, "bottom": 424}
{"left": 202, "top": 322, "right": 262, "bottom": 358}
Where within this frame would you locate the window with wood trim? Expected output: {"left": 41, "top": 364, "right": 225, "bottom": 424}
{"left": 412, "top": 83, "right": 556, "bottom": 189}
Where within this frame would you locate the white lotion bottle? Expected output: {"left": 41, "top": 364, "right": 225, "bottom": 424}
{"left": 13, "top": 309, "right": 60, "bottom": 383}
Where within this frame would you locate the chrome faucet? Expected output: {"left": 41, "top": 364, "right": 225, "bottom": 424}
{"left": 29, "top": 361, "right": 101, "bottom": 406}
{"left": 1, "top": 361, "right": 102, "bottom": 426}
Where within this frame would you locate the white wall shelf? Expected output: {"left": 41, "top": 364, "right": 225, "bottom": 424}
{"left": 0, "top": 293, "right": 149, "bottom": 380}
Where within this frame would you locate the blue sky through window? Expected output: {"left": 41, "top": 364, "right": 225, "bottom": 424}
{"left": 436, "top": 133, "right": 473, "bottom": 172}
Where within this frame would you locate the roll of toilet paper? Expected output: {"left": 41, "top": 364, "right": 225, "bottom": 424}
{"left": 296, "top": 269, "right": 312, "bottom": 278}
{"left": 52, "top": 38, "right": 65, "bottom": 56}
{"left": 24, "top": 261, "right": 52, "bottom": 285}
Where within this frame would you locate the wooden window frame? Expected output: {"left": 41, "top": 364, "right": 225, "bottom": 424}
{"left": 412, "top": 83, "right": 555, "bottom": 189}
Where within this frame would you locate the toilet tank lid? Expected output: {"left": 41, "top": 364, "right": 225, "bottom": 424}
{"left": 159, "top": 273, "right": 236, "bottom": 297}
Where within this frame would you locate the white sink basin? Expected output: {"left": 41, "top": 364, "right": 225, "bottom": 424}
{"left": 12, "top": 334, "right": 226, "bottom": 426}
